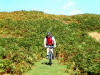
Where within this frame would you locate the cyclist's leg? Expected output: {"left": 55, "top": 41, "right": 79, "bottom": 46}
{"left": 50, "top": 48, "right": 53, "bottom": 54}
{"left": 50, "top": 48, "right": 55, "bottom": 59}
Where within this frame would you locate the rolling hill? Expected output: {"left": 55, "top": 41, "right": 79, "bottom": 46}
{"left": 0, "top": 10, "right": 100, "bottom": 75}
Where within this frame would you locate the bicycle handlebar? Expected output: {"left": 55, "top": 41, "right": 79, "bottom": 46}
{"left": 46, "top": 46, "right": 54, "bottom": 48}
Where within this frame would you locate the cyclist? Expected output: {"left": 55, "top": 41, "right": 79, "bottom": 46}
{"left": 44, "top": 32, "right": 56, "bottom": 59}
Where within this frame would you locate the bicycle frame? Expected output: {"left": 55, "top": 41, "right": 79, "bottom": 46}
{"left": 46, "top": 46, "right": 54, "bottom": 65}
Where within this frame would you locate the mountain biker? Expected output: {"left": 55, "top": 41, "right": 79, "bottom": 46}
{"left": 44, "top": 32, "right": 56, "bottom": 59}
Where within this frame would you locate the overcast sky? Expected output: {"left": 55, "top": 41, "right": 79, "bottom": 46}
{"left": 0, "top": 0, "right": 100, "bottom": 15}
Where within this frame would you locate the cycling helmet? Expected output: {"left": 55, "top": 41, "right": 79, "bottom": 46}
{"left": 47, "top": 32, "right": 51, "bottom": 36}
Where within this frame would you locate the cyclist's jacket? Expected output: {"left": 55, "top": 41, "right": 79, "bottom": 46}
{"left": 44, "top": 35, "right": 56, "bottom": 48}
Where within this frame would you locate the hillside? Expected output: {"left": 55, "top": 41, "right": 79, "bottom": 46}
{"left": 0, "top": 11, "right": 100, "bottom": 75}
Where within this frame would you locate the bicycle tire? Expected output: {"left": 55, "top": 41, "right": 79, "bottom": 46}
{"left": 49, "top": 52, "right": 52, "bottom": 65}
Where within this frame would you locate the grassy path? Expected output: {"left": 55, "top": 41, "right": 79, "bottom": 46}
{"left": 23, "top": 59, "right": 70, "bottom": 75}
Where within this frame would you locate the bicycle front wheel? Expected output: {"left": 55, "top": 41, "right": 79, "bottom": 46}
{"left": 49, "top": 53, "right": 52, "bottom": 65}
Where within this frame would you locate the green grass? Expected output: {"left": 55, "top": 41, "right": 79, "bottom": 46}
{"left": 23, "top": 59, "right": 70, "bottom": 75}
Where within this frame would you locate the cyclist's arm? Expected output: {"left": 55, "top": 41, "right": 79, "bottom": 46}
{"left": 52, "top": 37, "right": 56, "bottom": 48}
{"left": 44, "top": 38, "right": 46, "bottom": 47}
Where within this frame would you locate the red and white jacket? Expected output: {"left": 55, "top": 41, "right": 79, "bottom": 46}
{"left": 44, "top": 36, "right": 56, "bottom": 48}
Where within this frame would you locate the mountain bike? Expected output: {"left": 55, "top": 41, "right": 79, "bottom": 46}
{"left": 46, "top": 46, "right": 54, "bottom": 65}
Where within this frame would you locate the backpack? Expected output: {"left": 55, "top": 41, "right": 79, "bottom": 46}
{"left": 46, "top": 36, "right": 53, "bottom": 46}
